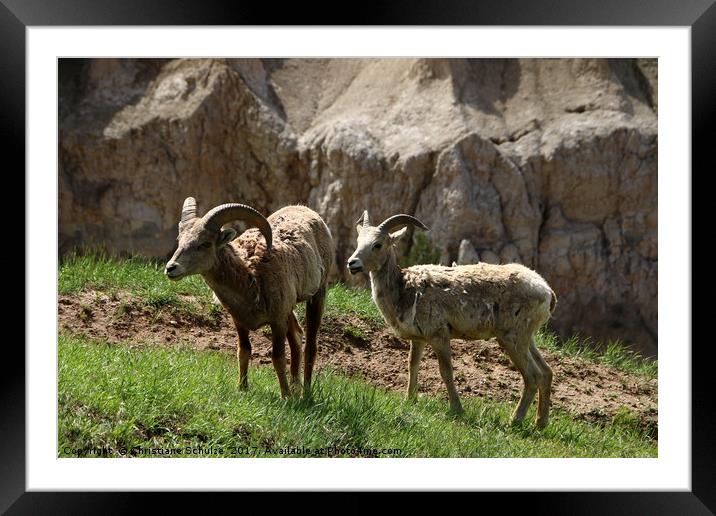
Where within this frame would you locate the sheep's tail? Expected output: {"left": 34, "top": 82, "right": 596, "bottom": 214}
{"left": 549, "top": 289, "right": 557, "bottom": 314}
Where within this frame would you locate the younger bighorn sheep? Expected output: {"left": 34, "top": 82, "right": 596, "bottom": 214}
{"left": 166, "top": 198, "right": 333, "bottom": 397}
{"left": 347, "top": 212, "right": 556, "bottom": 428}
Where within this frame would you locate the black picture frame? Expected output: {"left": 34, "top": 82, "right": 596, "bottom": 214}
{"left": 5, "top": 0, "right": 710, "bottom": 513}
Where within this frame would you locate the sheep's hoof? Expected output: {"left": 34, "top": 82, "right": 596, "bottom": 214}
{"left": 289, "top": 382, "right": 303, "bottom": 397}
{"left": 535, "top": 417, "right": 549, "bottom": 429}
{"left": 238, "top": 381, "right": 249, "bottom": 391}
{"left": 449, "top": 405, "right": 465, "bottom": 416}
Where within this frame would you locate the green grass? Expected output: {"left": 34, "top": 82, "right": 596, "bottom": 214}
{"left": 536, "top": 330, "right": 657, "bottom": 378}
{"left": 324, "top": 283, "right": 383, "bottom": 324}
{"left": 59, "top": 251, "right": 213, "bottom": 318}
{"left": 293, "top": 282, "right": 383, "bottom": 326}
{"left": 343, "top": 324, "right": 368, "bottom": 340}
{"left": 59, "top": 251, "right": 213, "bottom": 301}
{"left": 58, "top": 334, "right": 657, "bottom": 458}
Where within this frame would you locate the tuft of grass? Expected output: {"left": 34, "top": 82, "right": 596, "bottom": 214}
{"left": 601, "top": 341, "right": 658, "bottom": 377}
{"left": 323, "top": 283, "right": 383, "bottom": 325}
{"left": 343, "top": 324, "right": 367, "bottom": 341}
{"left": 535, "top": 329, "right": 657, "bottom": 378}
{"left": 58, "top": 333, "right": 657, "bottom": 458}
{"left": 113, "top": 301, "right": 132, "bottom": 321}
{"left": 206, "top": 303, "right": 224, "bottom": 326}
{"left": 78, "top": 304, "right": 93, "bottom": 322}
{"left": 399, "top": 231, "right": 441, "bottom": 268}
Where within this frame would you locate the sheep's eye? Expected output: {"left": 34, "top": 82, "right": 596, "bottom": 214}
{"left": 372, "top": 243, "right": 382, "bottom": 251}
{"left": 198, "top": 242, "right": 212, "bottom": 250}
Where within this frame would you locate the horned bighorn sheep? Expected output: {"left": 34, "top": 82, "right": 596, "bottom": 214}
{"left": 347, "top": 212, "right": 556, "bottom": 428}
{"left": 165, "top": 198, "right": 334, "bottom": 397}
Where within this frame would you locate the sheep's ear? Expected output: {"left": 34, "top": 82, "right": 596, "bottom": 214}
{"left": 389, "top": 227, "right": 408, "bottom": 243}
{"left": 217, "top": 228, "right": 237, "bottom": 248}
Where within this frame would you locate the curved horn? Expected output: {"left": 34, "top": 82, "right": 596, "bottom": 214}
{"left": 202, "top": 203, "right": 272, "bottom": 251}
{"left": 356, "top": 210, "right": 371, "bottom": 228}
{"left": 377, "top": 214, "right": 429, "bottom": 234}
{"left": 179, "top": 197, "right": 197, "bottom": 229}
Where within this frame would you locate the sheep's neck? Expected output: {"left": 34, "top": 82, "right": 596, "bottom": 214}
{"left": 370, "top": 251, "right": 404, "bottom": 319}
{"left": 202, "top": 246, "right": 265, "bottom": 327}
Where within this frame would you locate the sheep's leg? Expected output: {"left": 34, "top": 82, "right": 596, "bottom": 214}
{"left": 407, "top": 340, "right": 425, "bottom": 402}
{"left": 498, "top": 335, "right": 541, "bottom": 425}
{"left": 431, "top": 338, "right": 463, "bottom": 414}
{"left": 530, "top": 339, "right": 553, "bottom": 428}
{"left": 304, "top": 284, "right": 326, "bottom": 392}
{"left": 286, "top": 311, "right": 304, "bottom": 392}
{"left": 269, "top": 322, "right": 291, "bottom": 398}
{"left": 237, "top": 327, "right": 251, "bottom": 390}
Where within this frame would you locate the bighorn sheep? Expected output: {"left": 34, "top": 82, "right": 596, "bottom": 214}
{"left": 165, "top": 198, "right": 334, "bottom": 397}
{"left": 347, "top": 212, "right": 556, "bottom": 428}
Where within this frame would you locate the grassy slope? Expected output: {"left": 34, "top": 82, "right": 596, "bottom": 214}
{"left": 59, "top": 335, "right": 655, "bottom": 458}
{"left": 57, "top": 253, "right": 657, "bottom": 457}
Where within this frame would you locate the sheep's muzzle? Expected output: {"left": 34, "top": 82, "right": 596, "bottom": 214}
{"left": 347, "top": 258, "right": 363, "bottom": 274}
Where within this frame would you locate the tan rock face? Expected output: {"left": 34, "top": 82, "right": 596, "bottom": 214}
{"left": 59, "top": 58, "right": 658, "bottom": 356}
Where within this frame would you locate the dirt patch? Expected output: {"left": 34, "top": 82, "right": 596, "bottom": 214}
{"left": 59, "top": 291, "right": 657, "bottom": 436}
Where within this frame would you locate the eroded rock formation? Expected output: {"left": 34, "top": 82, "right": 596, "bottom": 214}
{"left": 59, "top": 58, "right": 657, "bottom": 355}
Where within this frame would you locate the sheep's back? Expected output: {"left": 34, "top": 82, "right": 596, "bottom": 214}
{"left": 235, "top": 205, "right": 333, "bottom": 306}
{"left": 402, "top": 262, "right": 554, "bottom": 338}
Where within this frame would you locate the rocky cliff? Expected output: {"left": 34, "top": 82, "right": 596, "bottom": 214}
{"left": 58, "top": 58, "right": 658, "bottom": 355}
